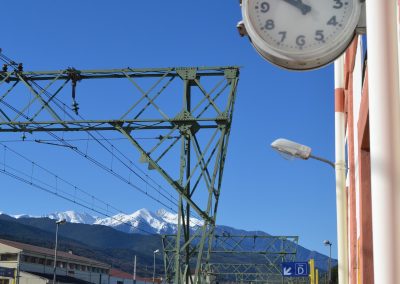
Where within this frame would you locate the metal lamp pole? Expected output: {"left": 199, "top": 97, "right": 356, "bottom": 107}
{"left": 152, "top": 249, "right": 159, "bottom": 284}
{"left": 324, "top": 240, "right": 332, "bottom": 283}
{"left": 53, "top": 219, "right": 66, "bottom": 284}
{"left": 271, "top": 138, "right": 348, "bottom": 283}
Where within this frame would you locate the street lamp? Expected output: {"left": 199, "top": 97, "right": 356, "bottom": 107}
{"left": 53, "top": 219, "right": 66, "bottom": 284}
{"left": 324, "top": 240, "right": 333, "bottom": 284}
{"left": 270, "top": 138, "right": 335, "bottom": 168}
{"left": 271, "top": 137, "right": 348, "bottom": 284}
{"left": 152, "top": 249, "right": 159, "bottom": 284}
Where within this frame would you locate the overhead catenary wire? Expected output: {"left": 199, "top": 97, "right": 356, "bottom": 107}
{"left": 0, "top": 169, "right": 155, "bottom": 235}
{"left": 0, "top": 136, "right": 180, "bottom": 143}
{"left": 0, "top": 97, "right": 178, "bottom": 212}
{"left": 3, "top": 57, "right": 178, "bottom": 204}
{"left": 1, "top": 142, "right": 124, "bottom": 215}
{"left": 0, "top": 77, "right": 179, "bottom": 213}
{"left": 1, "top": 142, "right": 204, "bottom": 235}
{"left": 0, "top": 142, "right": 205, "bottom": 235}
{"left": 0, "top": 53, "right": 205, "bottom": 222}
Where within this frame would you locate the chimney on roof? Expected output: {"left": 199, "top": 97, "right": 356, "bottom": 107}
{"left": 68, "top": 250, "right": 73, "bottom": 255}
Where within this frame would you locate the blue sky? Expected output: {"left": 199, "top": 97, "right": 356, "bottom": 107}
{"left": 0, "top": 1, "right": 337, "bottom": 258}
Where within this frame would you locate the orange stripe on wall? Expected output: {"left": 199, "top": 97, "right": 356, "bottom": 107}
{"left": 335, "top": 88, "right": 345, "bottom": 112}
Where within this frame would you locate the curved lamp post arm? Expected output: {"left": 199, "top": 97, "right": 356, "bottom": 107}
{"left": 309, "top": 154, "right": 336, "bottom": 169}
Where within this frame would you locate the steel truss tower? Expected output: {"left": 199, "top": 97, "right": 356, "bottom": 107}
{"left": 0, "top": 61, "right": 240, "bottom": 283}
{"left": 162, "top": 234, "right": 299, "bottom": 283}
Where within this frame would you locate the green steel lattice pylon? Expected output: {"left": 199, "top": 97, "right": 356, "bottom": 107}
{"left": 0, "top": 62, "right": 240, "bottom": 283}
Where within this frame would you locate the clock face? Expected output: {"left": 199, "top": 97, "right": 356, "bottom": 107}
{"left": 242, "top": 0, "right": 361, "bottom": 70}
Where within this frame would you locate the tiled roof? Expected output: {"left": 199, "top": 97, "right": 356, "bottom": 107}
{"left": 109, "top": 269, "right": 162, "bottom": 283}
{"left": 0, "top": 239, "right": 108, "bottom": 268}
{"left": 28, "top": 271, "right": 93, "bottom": 284}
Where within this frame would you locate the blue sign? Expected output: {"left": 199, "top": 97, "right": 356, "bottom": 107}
{"left": 0, "top": 267, "right": 15, "bottom": 278}
{"left": 281, "top": 262, "right": 309, "bottom": 277}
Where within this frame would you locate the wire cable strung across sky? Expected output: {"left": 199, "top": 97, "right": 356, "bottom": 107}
{"left": 0, "top": 53, "right": 181, "bottom": 213}
{"left": 0, "top": 142, "right": 203, "bottom": 232}
{"left": 0, "top": 94, "right": 178, "bottom": 211}
{"left": 0, "top": 51, "right": 207, "bottom": 223}
{"left": 28, "top": 70, "right": 179, "bottom": 205}
{"left": 0, "top": 143, "right": 155, "bottom": 235}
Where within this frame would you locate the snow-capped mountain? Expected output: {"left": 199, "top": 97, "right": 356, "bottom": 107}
{"left": 94, "top": 208, "right": 203, "bottom": 234}
{"left": 47, "top": 211, "right": 99, "bottom": 224}
{"left": 11, "top": 208, "right": 203, "bottom": 235}
{"left": 13, "top": 211, "right": 98, "bottom": 225}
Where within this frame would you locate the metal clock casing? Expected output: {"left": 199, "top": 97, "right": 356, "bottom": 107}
{"left": 241, "top": 0, "right": 362, "bottom": 70}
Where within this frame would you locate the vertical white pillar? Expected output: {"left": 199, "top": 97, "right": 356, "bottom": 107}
{"left": 366, "top": 1, "right": 400, "bottom": 283}
{"left": 334, "top": 55, "right": 349, "bottom": 284}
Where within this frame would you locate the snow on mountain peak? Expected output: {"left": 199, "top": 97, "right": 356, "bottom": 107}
{"left": 156, "top": 209, "right": 203, "bottom": 227}
{"left": 13, "top": 214, "right": 34, "bottom": 219}
{"left": 47, "top": 211, "right": 98, "bottom": 224}
{"left": 4, "top": 208, "right": 203, "bottom": 235}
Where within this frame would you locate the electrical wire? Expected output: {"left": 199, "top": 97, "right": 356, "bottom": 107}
{"left": 0, "top": 89, "right": 179, "bottom": 211}
{"left": 0, "top": 53, "right": 205, "bottom": 223}
{"left": 0, "top": 136, "right": 180, "bottom": 143}
{"left": 21, "top": 67, "right": 179, "bottom": 205}
{"left": 0, "top": 164, "right": 154, "bottom": 235}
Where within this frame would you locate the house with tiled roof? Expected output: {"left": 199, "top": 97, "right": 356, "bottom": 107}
{"left": 0, "top": 239, "right": 109, "bottom": 284}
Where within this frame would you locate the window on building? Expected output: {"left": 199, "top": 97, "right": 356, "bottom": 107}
{"left": 0, "top": 253, "right": 17, "bottom": 261}
{"left": 0, "top": 279, "right": 10, "bottom": 284}
{"left": 46, "top": 259, "right": 53, "bottom": 266}
{"left": 38, "top": 258, "right": 45, "bottom": 265}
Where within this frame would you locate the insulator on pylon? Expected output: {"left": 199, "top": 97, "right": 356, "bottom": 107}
{"left": 72, "top": 102, "right": 79, "bottom": 115}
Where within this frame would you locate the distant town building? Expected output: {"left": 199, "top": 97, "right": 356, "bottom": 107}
{"left": 0, "top": 238, "right": 109, "bottom": 283}
{"left": 0, "top": 239, "right": 162, "bottom": 284}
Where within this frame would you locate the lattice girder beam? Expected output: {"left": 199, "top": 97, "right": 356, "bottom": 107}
{"left": 162, "top": 234, "right": 299, "bottom": 283}
{"left": 0, "top": 64, "right": 240, "bottom": 284}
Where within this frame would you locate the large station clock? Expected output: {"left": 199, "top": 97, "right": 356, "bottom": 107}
{"left": 240, "top": 0, "right": 362, "bottom": 70}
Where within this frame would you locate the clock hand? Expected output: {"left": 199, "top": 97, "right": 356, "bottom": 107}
{"left": 297, "top": 0, "right": 312, "bottom": 15}
{"left": 282, "top": 0, "right": 311, "bottom": 15}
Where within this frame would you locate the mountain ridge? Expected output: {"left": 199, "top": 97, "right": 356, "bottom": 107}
{"left": 13, "top": 208, "right": 203, "bottom": 235}
{"left": 4, "top": 209, "right": 337, "bottom": 272}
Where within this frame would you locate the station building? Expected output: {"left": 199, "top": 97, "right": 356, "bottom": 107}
{"left": 0, "top": 238, "right": 108, "bottom": 284}
{"left": 340, "top": 34, "right": 372, "bottom": 284}
{"left": 0, "top": 239, "right": 162, "bottom": 284}
{"left": 339, "top": 5, "right": 400, "bottom": 281}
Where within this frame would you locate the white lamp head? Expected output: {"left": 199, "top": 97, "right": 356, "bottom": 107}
{"left": 271, "top": 138, "right": 312, "bottom": 160}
